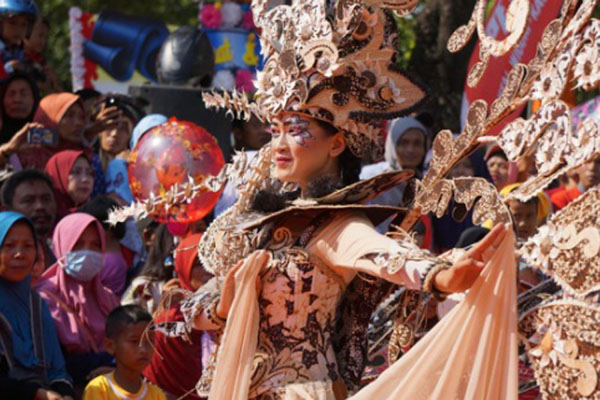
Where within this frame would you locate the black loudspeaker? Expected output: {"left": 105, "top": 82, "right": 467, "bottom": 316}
{"left": 128, "top": 84, "right": 232, "bottom": 160}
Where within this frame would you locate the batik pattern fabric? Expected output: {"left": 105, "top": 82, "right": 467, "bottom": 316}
{"left": 183, "top": 209, "right": 444, "bottom": 399}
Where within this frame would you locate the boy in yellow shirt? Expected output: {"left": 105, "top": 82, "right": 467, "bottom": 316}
{"left": 83, "top": 305, "right": 166, "bottom": 400}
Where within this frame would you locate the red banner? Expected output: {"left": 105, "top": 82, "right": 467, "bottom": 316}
{"left": 460, "top": 0, "right": 563, "bottom": 132}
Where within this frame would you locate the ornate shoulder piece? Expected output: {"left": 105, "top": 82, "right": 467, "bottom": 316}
{"left": 519, "top": 299, "right": 600, "bottom": 399}
{"left": 521, "top": 188, "right": 600, "bottom": 298}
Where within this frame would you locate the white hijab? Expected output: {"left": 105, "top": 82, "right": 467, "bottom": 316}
{"left": 384, "top": 117, "right": 428, "bottom": 170}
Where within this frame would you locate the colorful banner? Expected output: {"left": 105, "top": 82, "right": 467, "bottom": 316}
{"left": 70, "top": 6, "right": 263, "bottom": 94}
{"left": 460, "top": 0, "right": 563, "bottom": 132}
{"left": 69, "top": 7, "right": 172, "bottom": 93}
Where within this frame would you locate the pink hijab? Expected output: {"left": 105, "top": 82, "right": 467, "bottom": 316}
{"left": 36, "top": 213, "right": 120, "bottom": 354}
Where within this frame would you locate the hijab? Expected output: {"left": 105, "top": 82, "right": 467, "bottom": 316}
{"left": 18, "top": 93, "right": 86, "bottom": 170}
{"left": 36, "top": 213, "right": 119, "bottom": 354}
{"left": 45, "top": 150, "right": 89, "bottom": 220}
{"left": 174, "top": 233, "right": 203, "bottom": 291}
{"left": 145, "top": 231, "right": 209, "bottom": 399}
{"left": 0, "top": 211, "right": 46, "bottom": 370}
{"left": 33, "top": 92, "right": 82, "bottom": 133}
{"left": 130, "top": 113, "right": 167, "bottom": 149}
{"left": 0, "top": 73, "right": 41, "bottom": 144}
{"left": 384, "top": 117, "right": 428, "bottom": 171}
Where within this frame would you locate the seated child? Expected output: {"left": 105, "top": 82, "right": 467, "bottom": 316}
{"left": 0, "top": 1, "right": 38, "bottom": 78}
{"left": 83, "top": 305, "right": 166, "bottom": 400}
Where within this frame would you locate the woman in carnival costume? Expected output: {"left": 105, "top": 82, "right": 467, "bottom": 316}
{"left": 166, "top": 0, "right": 515, "bottom": 398}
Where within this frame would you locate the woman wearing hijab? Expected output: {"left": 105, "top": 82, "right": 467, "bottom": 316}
{"left": 17, "top": 92, "right": 106, "bottom": 193}
{"left": 79, "top": 195, "right": 130, "bottom": 297}
{"left": 45, "top": 150, "right": 94, "bottom": 220}
{"left": 36, "top": 213, "right": 120, "bottom": 385}
{"left": 144, "top": 233, "right": 215, "bottom": 399}
{"left": 0, "top": 211, "right": 74, "bottom": 399}
{"left": 0, "top": 73, "right": 41, "bottom": 144}
{"left": 360, "top": 117, "right": 430, "bottom": 233}
{"left": 361, "top": 116, "right": 429, "bottom": 204}
{"left": 15, "top": 92, "right": 84, "bottom": 170}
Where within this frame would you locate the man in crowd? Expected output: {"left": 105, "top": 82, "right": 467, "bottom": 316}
{"left": 1, "top": 168, "right": 57, "bottom": 267}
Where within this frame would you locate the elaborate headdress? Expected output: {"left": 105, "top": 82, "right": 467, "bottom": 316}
{"left": 203, "top": 0, "right": 428, "bottom": 161}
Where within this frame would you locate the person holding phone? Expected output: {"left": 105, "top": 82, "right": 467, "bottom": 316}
{"left": 0, "top": 73, "right": 40, "bottom": 144}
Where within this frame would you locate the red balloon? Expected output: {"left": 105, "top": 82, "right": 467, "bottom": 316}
{"left": 128, "top": 119, "right": 225, "bottom": 223}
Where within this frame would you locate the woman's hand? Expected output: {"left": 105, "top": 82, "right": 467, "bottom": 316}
{"left": 85, "top": 103, "right": 122, "bottom": 139}
{"left": 162, "top": 278, "right": 181, "bottom": 292}
{"left": 0, "top": 122, "right": 46, "bottom": 167}
{"left": 433, "top": 224, "right": 507, "bottom": 293}
{"left": 3, "top": 122, "right": 45, "bottom": 153}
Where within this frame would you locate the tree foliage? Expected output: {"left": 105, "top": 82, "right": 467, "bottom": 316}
{"left": 39, "top": 0, "right": 199, "bottom": 90}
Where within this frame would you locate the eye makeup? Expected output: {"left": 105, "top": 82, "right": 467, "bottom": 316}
{"left": 269, "top": 115, "right": 316, "bottom": 147}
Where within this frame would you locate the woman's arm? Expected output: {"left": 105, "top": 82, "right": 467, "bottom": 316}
{"left": 308, "top": 211, "right": 507, "bottom": 295}
{"left": 180, "top": 278, "right": 227, "bottom": 331}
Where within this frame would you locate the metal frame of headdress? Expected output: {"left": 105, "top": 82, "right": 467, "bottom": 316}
{"left": 400, "top": 0, "right": 600, "bottom": 232}
{"left": 203, "top": 0, "right": 430, "bottom": 162}
{"left": 418, "top": 1, "right": 600, "bottom": 398}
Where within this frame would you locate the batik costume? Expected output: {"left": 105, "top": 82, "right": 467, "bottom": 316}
{"left": 111, "top": 0, "right": 600, "bottom": 399}
{"left": 175, "top": 0, "right": 511, "bottom": 396}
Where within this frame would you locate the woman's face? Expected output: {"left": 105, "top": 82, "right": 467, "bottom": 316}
{"left": 270, "top": 114, "right": 345, "bottom": 188}
{"left": 58, "top": 103, "right": 86, "bottom": 144}
{"left": 487, "top": 155, "right": 509, "bottom": 189}
{"left": 0, "top": 222, "right": 36, "bottom": 282}
{"left": 395, "top": 128, "right": 426, "bottom": 170}
{"left": 99, "top": 119, "right": 132, "bottom": 155}
{"left": 3, "top": 78, "right": 35, "bottom": 120}
{"left": 72, "top": 224, "right": 102, "bottom": 252}
{"left": 67, "top": 157, "right": 94, "bottom": 206}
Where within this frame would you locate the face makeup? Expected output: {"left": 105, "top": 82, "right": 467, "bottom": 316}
{"left": 269, "top": 115, "right": 317, "bottom": 148}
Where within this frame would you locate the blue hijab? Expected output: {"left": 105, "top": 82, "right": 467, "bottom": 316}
{"left": 0, "top": 211, "right": 70, "bottom": 383}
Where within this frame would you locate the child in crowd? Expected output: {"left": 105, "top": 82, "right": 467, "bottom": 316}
{"left": 84, "top": 305, "right": 166, "bottom": 400}
{"left": 0, "top": 0, "right": 38, "bottom": 78}
{"left": 499, "top": 183, "right": 551, "bottom": 290}
{"left": 24, "top": 17, "right": 62, "bottom": 93}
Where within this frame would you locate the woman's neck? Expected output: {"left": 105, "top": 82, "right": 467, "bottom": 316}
{"left": 300, "top": 163, "right": 340, "bottom": 198}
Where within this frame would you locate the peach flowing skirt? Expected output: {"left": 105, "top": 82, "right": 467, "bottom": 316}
{"left": 350, "top": 230, "right": 518, "bottom": 400}
{"left": 208, "top": 231, "right": 518, "bottom": 400}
